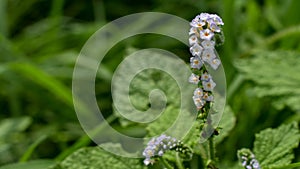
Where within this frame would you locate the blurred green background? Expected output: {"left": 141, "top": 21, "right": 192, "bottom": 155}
{"left": 0, "top": 0, "right": 300, "bottom": 167}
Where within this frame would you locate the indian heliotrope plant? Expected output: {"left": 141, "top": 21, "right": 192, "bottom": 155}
{"left": 143, "top": 134, "right": 192, "bottom": 166}
{"left": 188, "top": 13, "right": 224, "bottom": 113}
{"left": 238, "top": 149, "right": 261, "bottom": 169}
{"left": 143, "top": 13, "right": 225, "bottom": 168}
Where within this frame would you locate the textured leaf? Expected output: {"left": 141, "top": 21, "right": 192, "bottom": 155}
{"left": 0, "top": 117, "right": 32, "bottom": 162}
{"left": 215, "top": 106, "right": 236, "bottom": 144}
{"left": 0, "top": 117, "right": 31, "bottom": 138}
{"left": 0, "top": 160, "right": 54, "bottom": 169}
{"left": 112, "top": 49, "right": 194, "bottom": 128}
{"left": 235, "top": 50, "right": 300, "bottom": 112}
{"left": 179, "top": 106, "right": 235, "bottom": 153}
{"left": 253, "top": 122, "right": 300, "bottom": 168}
{"left": 177, "top": 105, "right": 235, "bottom": 160}
{"left": 48, "top": 146, "right": 145, "bottom": 169}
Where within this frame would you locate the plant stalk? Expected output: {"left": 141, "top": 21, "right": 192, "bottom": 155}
{"left": 175, "top": 152, "right": 185, "bottom": 169}
{"left": 208, "top": 136, "right": 215, "bottom": 161}
{"left": 159, "top": 157, "right": 173, "bottom": 169}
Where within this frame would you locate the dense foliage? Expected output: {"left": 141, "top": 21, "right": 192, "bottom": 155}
{"left": 0, "top": 0, "right": 300, "bottom": 168}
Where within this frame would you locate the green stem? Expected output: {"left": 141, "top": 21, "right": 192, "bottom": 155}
{"left": 159, "top": 157, "right": 173, "bottom": 169}
{"left": 208, "top": 136, "right": 215, "bottom": 161}
{"left": 175, "top": 152, "right": 185, "bottom": 169}
{"left": 268, "top": 162, "right": 300, "bottom": 169}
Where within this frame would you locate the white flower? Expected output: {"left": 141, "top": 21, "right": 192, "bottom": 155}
{"left": 201, "top": 40, "right": 215, "bottom": 49}
{"left": 188, "top": 73, "right": 200, "bottom": 84}
{"left": 189, "top": 35, "right": 198, "bottom": 46}
{"left": 143, "top": 158, "right": 151, "bottom": 165}
{"left": 202, "top": 49, "right": 216, "bottom": 63}
{"left": 190, "top": 18, "right": 206, "bottom": 28}
{"left": 209, "top": 22, "right": 221, "bottom": 32}
{"left": 142, "top": 134, "right": 181, "bottom": 166}
{"left": 144, "top": 148, "right": 154, "bottom": 157}
{"left": 200, "top": 28, "right": 214, "bottom": 40}
{"left": 208, "top": 58, "right": 221, "bottom": 70}
{"left": 189, "top": 27, "right": 198, "bottom": 35}
{"left": 190, "top": 56, "right": 203, "bottom": 69}
{"left": 190, "top": 43, "right": 203, "bottom": 57}
{"left": 194, "top": 88, "right": 203, "bottom": 97}
{"left": 193, "top": 95, "right": 206, "bottom": 109}
{"left": 199, "top": 13, "right": 210, "bottom": 21}
{"left": 158, "top": 150, "right": 164, "bottom": 156}
{"left": 202, "top": 92, "right": 214, "bottom": 101}
{"left": 211, "top": 14, "right": 224, "bottom": 25}
{"left": 202, "top": 79, "right": 216, "bottom": 91}
{"left": 201, "top": 72, "right": 211, "bottom": 82}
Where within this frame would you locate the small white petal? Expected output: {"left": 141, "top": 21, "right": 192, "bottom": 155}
{"left": 211, "top": 14, "right": 224, "bottom": 25}
{"left": 193, "top": 88, "right": 203, "bottom": 97}
{"left": 143, "top": 159, "right": 151, "bottom": 165}
{"left": 201, "top": 40, "right": 215, "bottom": 49}
{"left": 188, "top": 73, "right": 200, "bottom": 84}
{"left": 202, "top": 79, "right": 216, "bottom": 91}
{"left": 190, "top": 19, "right": 206, "bottom": 28}
{"left": 190, "top": 57, "right": 203, "bottom": 69}
{"left": 190, "top": 43, "right": 203, "bottom": 56}
{"left": 199, "top": 13, "right": 210, "bottom": 20}
{"left": 201, "top": 73, "right": 211, "bottom": 82}
{"left": 209, "top": 58, "right": 221, "bottom": 70}
{"left": 209, "top": 22, "right": 221, "bottom": 32}
{"left": 158, "top": 150, "right": 164, "bottom": 156}
{"left": 202, "top": 92, "right": 213, "bottom": 101}
{"left": 193, "top": 95, "right": 206, "bottom": 108}
{"left": 189, "top": 35, "right": 198, "bottom": 46}
{"left": 200, "top": 29, "right": 214, "bottom": 40}
{"left": 202, "top": 49, "right": 216, "bottom": 63}
{"left": 189, "top": 27, "right": 198, "bottom": 35}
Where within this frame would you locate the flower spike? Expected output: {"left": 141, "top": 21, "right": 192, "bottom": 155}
{"left": 188, "top": 13, "right": 224, "bottom": 112}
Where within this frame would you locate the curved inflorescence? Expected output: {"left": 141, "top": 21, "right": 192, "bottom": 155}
{"left": 142, "top": 13, "right": 225, "bottom": 167}
{"left": 142, "top": 134, "right": 192, "bottom": 165}
{"left": 188, "top": 13, "right": 224, "bottom": 112}
{"left": 238, "top": 149, "right": 261, "bottom": 169}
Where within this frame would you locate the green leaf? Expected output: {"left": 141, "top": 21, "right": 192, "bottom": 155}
{"left": 112, "top": 49, "right": 194, "bottom": 128}
{"left": 235, "top": 50, "right": 300, "bottom": 112}
{"left": 0, "top": 117, "right": 32, "bottom": 164}
{"left": 114, "top": 68, "right": 182, "bottom": 127}
{"left": 0, "top": 160, "right": 54, "bottom": 169}
{"left": 0, "top": 117, "right": 31, "bottom": 138}
{"left": 9, "top": 63, "right": 73, "bottom": 108}
{"left": 179, "top": 105, "right": 235, "bottom": 156}
{"left": 253, "top": 122, "right": 300, "bottom": 168}
{"left": 215, "top": 106, "right": 236, "bottom": 144}
{"left": 49, "top": 146, "right": 145, "bottom": 169}
{"left": 0, "top": 116, "right": 32, "bottom": 151}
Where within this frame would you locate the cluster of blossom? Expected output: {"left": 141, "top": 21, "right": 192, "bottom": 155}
{"left": 188, "top": 13, "right": 224, "bottom": 110}
{"left": 238, "top": 149, "right": 261, "bottom": 169}
{"left": 142, "top": 134, "right": 187, "bottom": 166}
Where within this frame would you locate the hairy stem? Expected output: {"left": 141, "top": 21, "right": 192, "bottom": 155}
{"left": 159, "top": 157, "right": 173, "bottom": 169}
{"left": 175, "top": 152, "right": 185, "bottom": 169}
{"left": 208, "top": 136, "right": 215, "bottom": 161}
